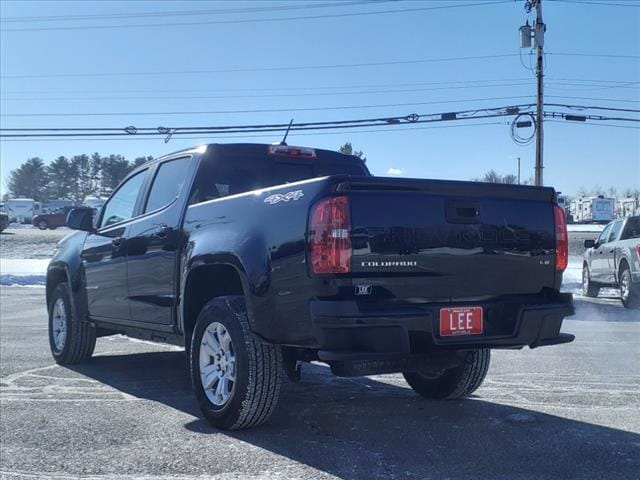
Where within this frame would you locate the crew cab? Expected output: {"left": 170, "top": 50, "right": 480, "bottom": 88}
{"left": 47, "top": 143, "right": 574, "bottom": 430}
{"left": 33, "top": 206, "right": 74, "bottom": 230}
{"left": 582, "top": 215, "right": 640, "bottom": 308}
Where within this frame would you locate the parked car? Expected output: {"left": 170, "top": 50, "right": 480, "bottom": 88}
{"left": 32, "top": 206, "right": 74, "bottom": 230}
{"left": 0, "top": 211, "right": 9, "bottom": 232}
{"left": 583, "top": 215, "right": 640, "bottom": 308}
{"left": 48, "top": 143, "right": 574, "bottom": 430}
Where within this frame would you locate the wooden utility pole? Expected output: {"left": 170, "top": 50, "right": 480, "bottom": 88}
{"left": 533, "top": 0, "right": 545, "bottom": 186}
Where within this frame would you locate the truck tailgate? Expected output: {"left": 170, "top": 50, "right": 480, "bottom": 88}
{"left": 341, "top": 178, "right": 558, "bottom": 301}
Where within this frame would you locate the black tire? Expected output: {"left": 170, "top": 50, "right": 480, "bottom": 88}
{"left": 48, "top": 283, "right": 96, "bottom": 364}
{"left": 49, "top": 226, "right": 57, "bottom": 230}
{"left": 403, "top": 349, "right": 490, "bottom": 400}
{"left": 583, "top": 264, "right": 600, "bottom": 298}
{"left": 620, "top": 267, "right": 640, "bottom": 309}
{"left": 190, "top": 295, "right": 282, "bottom": 430}
{"left": 37, "top": 220, "right": 48, "bottom": 230}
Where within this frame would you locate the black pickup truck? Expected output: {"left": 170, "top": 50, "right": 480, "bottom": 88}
{"left": 47, "top": 143, "right": 574, "bottom": 430}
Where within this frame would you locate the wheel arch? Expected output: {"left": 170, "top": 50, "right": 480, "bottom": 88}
{"left": 618, "top": 257, "right": 630, "bottom": 282}
{"left": 180, "top": 260, "right": 249, "bottom": 349}
{"left": 46, "top": 264, "right": 70, "bottom": 309}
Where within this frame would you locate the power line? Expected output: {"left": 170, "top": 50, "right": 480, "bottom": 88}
{"left": 0, "top": 54, "right": 520, "bottom": 79}
{"left": 3, "top": 104, "right": 637, "bottom": 139}
{"left": 544, "top": 111, "right": 640, "bottom": 123}
{"left": 550, "top": 0, "right": 640, "bottom": 7}
{"left": 0, "top": 95, "right": 536, "bottom": 117}
{"left": 0, "top": 105, "right": 531, "bottom": 137}
{"left": 4, "top": 81, "right": 638, "bottom": 102}
{"left": 0, "top": 82, "right": 538, "bottom": 102}
{"left": 2, "top": 52, "right": 635, "bottom": 80}
{"left": 0, "top": 122, "right": 508, "bottom": 143}
{"left": 545, "top": 103, "right": 640, "bottom": 113}
{"left": 0, "top": 1, "right": 509, "bottom": 33}
{"left": 2, "top": 76, "right": 633, "bottom": 95}
{"left": 3, "top": 95, "right": 637, "bottom": 118}
{"left": 547, "top": 120, "right": 640, "bottom": 129}
{"left": 0, "top": 1, "right": 388, "bottom": 23}
{"left": 546, "top": 95, "right": 640, "bottom": 103}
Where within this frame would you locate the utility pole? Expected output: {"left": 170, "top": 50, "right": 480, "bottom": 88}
{"left": 517, "top": 157, "right": 521, "bottom": 185}
{"left": 534, "top": 0, "right": 545, "bottom": 187}
{"left": 520, "top": 0, "right": 545, "bottom": 186}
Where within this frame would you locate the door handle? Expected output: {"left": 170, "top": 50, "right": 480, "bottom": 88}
{"left": 112, "top": 236, "right": 123, "bottom": 248}
{"left": 154, "top": 224, "right": 170, "bottom": 238}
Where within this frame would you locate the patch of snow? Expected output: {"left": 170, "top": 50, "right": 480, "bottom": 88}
{"left": 561, "top": 258, "right": 619, "bottom": 298}
{"left": 567, "top": 224, "right": 605, "bottom": 233}
{"left": 0, "top": 258, "right": 48, "bottom": 286}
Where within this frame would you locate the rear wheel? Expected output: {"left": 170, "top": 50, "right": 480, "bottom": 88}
{"left": 48, "top": 283, "right": 96, "bottom": 364}
{"left": 37, "top": 220, "right": 48, "bottom": 230}
{"left": 583, "top": 264, "right": 600, "bottom": 298}
{"left": 403, "top": 349, "right": 490, "bottom": 400}
{"left": 620, "top": 267, "right": 640, "bottom": 309}
{"left": 49, "top": 225, "right": 57, "bottom": 230}
{"left": 190, "top": 295, "right": 282, "bottom": 430}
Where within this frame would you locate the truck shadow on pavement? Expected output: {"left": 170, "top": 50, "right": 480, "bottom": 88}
{"left": 68, "top": 350, "right": 640, "bottom": 479}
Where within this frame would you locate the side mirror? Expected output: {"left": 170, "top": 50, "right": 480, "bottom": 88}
{"left": 584, "top": 239, "right": 595, "bottom": 249}
{"left": 67, "top": 208, "right": 95, "bottom": 232}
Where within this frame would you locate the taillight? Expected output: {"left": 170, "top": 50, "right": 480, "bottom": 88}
{"left": 554, "top": 205, "right": 568, "bottom": 272}
{"left": 636, "top": 244, "right": 640, "bottom": 260}
{"left": 309, "top": 196, "right": 351, "bottom": 274}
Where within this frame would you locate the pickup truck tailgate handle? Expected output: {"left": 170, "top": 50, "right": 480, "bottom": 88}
{"left": 445, "top": 201, "right": 482, "bottom": 224}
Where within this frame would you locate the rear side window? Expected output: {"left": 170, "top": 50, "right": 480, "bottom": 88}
{"left": 189, "top": 158, "right": 270, "bottom": 204}
{"left": 608, "top": 221, "right": 623, "bottom": 242}
{"left": 621, "top": 217, "right": 640, "bottom": 240}
{"left": 188, "top": 152, "right": 368, "bottom": 206}
{"left": 145, "top": 157, "right": 191, "bottom": 213}
{"left": 273, "top": 163, "right": 313, "bottom": 185}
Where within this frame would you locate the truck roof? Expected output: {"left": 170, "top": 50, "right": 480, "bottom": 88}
{"left": 152, "top": 143, "right": 365, "bottom": 165}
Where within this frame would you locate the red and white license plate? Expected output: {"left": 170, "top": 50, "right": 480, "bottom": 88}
{"left": 439, "top": 307, "right": 483, "bottom": 336}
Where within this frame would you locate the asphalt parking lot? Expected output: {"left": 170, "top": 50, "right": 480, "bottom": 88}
{"left": 1, "top": 286, "right": 639, "bottom": 480}
{"left": 1, "top": 227, "right": 639, "bottom": 479}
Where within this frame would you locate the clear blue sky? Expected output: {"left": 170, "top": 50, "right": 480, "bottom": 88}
{"left": 1, "top": 0, "right": 638, "bottom": 197}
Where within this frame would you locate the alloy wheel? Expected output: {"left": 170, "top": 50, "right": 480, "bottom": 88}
{"left": 52, "top": 298, "right": 67, "bottom": 351}
{"left": 199, "top": 321, "right": 236, "bottom": 407}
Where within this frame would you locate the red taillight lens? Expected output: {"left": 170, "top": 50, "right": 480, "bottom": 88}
{"left": 309, "top": 196, "right": 351, "bottom": 274}
{"left": 636, "top": 244, "right": 640, "bottom": 260}
{"left": 554, "top": 205, "right": 568, "bottom": 272}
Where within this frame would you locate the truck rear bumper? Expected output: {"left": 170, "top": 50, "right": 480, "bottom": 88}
{"left": 309, "top": 291, "right": 575, "bottom": 363}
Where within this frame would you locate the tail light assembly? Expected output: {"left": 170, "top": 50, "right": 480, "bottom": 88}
{"left": 309, "top": 196, "right": 351, "bottom": 274}
{"left": 554, "top": 205, "right": 568, "bottom": 272}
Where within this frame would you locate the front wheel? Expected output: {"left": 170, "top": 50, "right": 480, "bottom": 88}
{"left": 583, "top": 264, "right": 600, "bottom": 297}
{"left": 403, "top": 349, "right": 490, "bottom": 400}
{"left": 190, "top": 296, "right": 282, "bottom": 430}
{"left": 37, "top": 220, "right": 48, "bottom": 230}
{"left": 48, "top": 283, "right": 96, "bottom": 364}
{"left": 620, "top": 268, "right": 640, "bottom": 309}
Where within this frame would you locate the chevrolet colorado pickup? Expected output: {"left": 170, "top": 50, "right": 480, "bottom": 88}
{"left": 583, "top": 215, "right": 640, "bottom": 308}
{"left": 47, "top": 143, "right": 574, "bottom": 430}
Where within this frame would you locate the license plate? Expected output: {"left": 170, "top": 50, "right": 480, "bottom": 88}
{"left": 439, "top": 307, "right": 483, "bottom": 336}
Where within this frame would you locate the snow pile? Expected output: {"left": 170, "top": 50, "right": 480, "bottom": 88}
{"left": 567, "top": 224, "right": 605, "bottom": 233}
{"left": 561, "top": 260, "right": 583, "bottom": 295}
{"left": 0, "top": 258, "right": 48, "bottom": 286}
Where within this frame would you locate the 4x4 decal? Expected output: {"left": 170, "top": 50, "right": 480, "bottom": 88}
{"left": 264, "top": 190, "right": 304, "bottom": 205}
